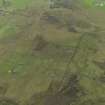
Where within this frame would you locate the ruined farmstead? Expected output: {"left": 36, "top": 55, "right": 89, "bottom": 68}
{"left": 49, "top": 0, "right": 76, "bottom": 9}
{"left": 94, "top": 0, "right": 105, "bottom": 7}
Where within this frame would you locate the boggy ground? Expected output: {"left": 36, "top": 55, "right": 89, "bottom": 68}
{"left": 0, "top": 0, "right": 105, "bottom": 105}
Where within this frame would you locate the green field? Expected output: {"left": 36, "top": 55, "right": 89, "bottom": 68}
{"left": 0, "top": 0, "right": 105, "bottom": 105}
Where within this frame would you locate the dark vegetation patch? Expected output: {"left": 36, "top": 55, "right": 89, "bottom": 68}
{"left": 66, "top": 17, "right": 78, "bottom": 33}
{"left": 98, "top": 72, "right": 105, "bottom": 83}
{"left": 75, "top": 20, "right": 92, "bottom": 29}
{"left": 32, "top": 35, "right": 48, "bottom": 51}
{"left": 41, "top": 9, "right": 94, "bottom": 33}
{"left": 67, "top": 25, "right": 78, "bottom": 33}
{"left": 79, "top": 98, "right": 105, "bottom": 105}
{"left": 96, "top": 98, "right": 105, "bottom": 104}
{"left": 93, "top": 60, "right": 105, "bottom": 70}
{"left": 0, "top": 83, "right": 8, "bottom": 96}
{"left": 0, "top": 9, "right": 5, "bottom": 16}
{"left": 28, "top": 73, "right": 85, "bottom": 105}
{"left": 0, "top": 97, "right": 18, "bottom": 105}
{"left": 67, "top": 18, "right": 95, "bottom": 33}
{"left": 41, "top": 12, "right": 61, "bottom": 24}
{"left": 79, "top": 99, "right": 96, "bottom": 105}
{"left": 58, "top": 73, "right": 84, "bottom": 96}
{"left": 32, "top": 35, "right": 73, "bottom": 60}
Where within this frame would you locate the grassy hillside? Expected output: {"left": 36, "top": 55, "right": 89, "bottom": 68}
{"left": 0, "top": 0, "right": 105, "bottom": 105}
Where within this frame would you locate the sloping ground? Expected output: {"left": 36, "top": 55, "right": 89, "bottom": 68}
{"left": 0, "top": 0, "right": 105, "bottom": 105}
